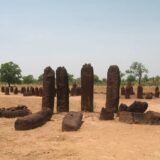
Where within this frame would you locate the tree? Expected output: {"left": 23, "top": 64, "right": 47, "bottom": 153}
{"left": 68, "top": 73, "right": 74, "bottom": 84}
{"left": 38, "top": 74, "right": 43, "bottom": 82}
{"left": 126, "top": 62, "right": 148, "bottom": 85}
{"left": 0, "top": 61, "right": 22, "bottom": 86}
{"left": 142, "top": 74, "right": 149, "bottom": 85}
{"left": 23, "top": 75, "right": 35, "bottom": 84}
{"left": 126, "top": 75, "right": 136, "bottom": 84}
{"left": 94, "top": 74, "right": 100, "bottom": 84}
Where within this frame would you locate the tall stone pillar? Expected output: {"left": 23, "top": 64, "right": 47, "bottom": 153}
{"left": 81, "top": 64, "right": 94, "bottom": 112}
{"left": 56, "top": 67, "right": 69, "bottom": 112}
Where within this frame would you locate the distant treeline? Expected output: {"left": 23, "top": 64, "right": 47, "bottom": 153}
{"left": 0, "top": 61, "right": 159, "bottom": 86}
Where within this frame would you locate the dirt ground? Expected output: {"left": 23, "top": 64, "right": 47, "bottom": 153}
{"left": 0, "top": 93, "right": 160, "bottom": 160}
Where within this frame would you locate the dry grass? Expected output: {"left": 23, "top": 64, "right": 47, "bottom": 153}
{"left": 0, "top": 89, "right": 160, "bottom": 160}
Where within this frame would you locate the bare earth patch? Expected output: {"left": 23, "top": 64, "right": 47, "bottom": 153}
{"left": 0, "top": 93, "right": 160, "bottom": 160}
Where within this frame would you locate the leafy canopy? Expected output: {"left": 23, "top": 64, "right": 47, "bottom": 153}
{"left": 0, "top": 61, "right": 22, "bottom": 86}
{"left": 126, "top": 62, "right": 148, "bottom": 85}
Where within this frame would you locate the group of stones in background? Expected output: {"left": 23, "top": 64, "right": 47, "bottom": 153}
{"left": 70, "top": 83, "right": 81, "bottom": 96}
{"left": 1, "top": 86, "right": 43, "bottom": 96}
{"left": 121, "top": 85, "right": 160, "bottom": 99}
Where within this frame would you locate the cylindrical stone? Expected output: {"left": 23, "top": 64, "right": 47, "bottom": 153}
{"left": 155, "top": 86, "right": 159, "bottom": 98}
{"left": 42, "top": 67, "right": 55, "bottom": 113}
{"left": 5, "top": 87, "right": 10, "bottom": 95}
{"left": 106, "top": 65, "right": 121, "bottom": 112}
{"left": 137, "top": 85, "right": 143, "bottom": 99}
{"left": 125, "top": 85, "right": 131, "bottom": 99}
{"left": 121, "top": 86, "right": 125, "bottom": 95}
{"left": 81, "top": 64, "right": 94, "bottom": 112}
{"left": 56, "top": 67, "right": 69, "bottom": 112}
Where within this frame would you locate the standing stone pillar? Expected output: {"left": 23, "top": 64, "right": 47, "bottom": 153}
{"left": 5, "top": 87, "right": 9, "bottom": 95}
{"left": 81, "top": 64, "right": 94, "bottom": 112}
{"left": 1, "top": 86, "right": 5, "bottom": 93}
{"left": 137, "top": 85, "right": 143, "bottom": 99}
{"left": 14, "top": 87, "right": 18, "bottom": 94}
{"left": 39, "top": 87, "right": 43, "bottom": 97}
{"left": 125, "top": 85, "right": 131, "bottom": 99}
{"left": 100, "top": 65, "right": 120, "bottom": 120}
{"left": 56, "top": 67, "right": 69, "bottom": 112}
{"left": 121, "top": 86, "right": 125, "bottom": 95}
{"left": 155, "top": 86, "right": 159, "bottom": 98}
{"left": 106, "top": 65, "right": 121, "bottom": 112}
{"left": 42, "top": 67, "right": 55, "bottom": 113}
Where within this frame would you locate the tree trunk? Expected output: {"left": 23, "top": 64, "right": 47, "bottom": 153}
{"left": 139, "top": 75, "right": 142, "bottom": 85}
{"left": 8, "top": 82, "right": 10, "bottom": 87}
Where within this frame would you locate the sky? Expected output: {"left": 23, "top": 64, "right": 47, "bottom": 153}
{"left": 0, "top": 0, "right": 160, "bottom": 78}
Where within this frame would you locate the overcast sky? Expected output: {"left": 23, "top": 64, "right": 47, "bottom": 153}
{"left": 0, "top": 0, "right": 160, "bottom": 78}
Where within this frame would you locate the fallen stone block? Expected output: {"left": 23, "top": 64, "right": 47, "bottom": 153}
{"left": 133, "top": 112, "right": 146, "bottom": 124}
{"left": 119, "top": 111, "right": 133, "bottom": 124}
{"left": 62, "top": 112, "right": 83, "bottom": 131}
{"left": 15, "top": 108, "right": 52, "bottom": 130}
{"left": 145, "top": 111, "right": 160, "bottom": 124}
{"left": 127, "top": 101, "right": 148, "bottom": 113}
{"left": 0, "top": 105, "right": 31, "bottom": 118}
{"left": 145, "top": 93, "right": 153, "bottom": 99}
{"left": 99, "top": 107, "right": 114, "bottom": 120}
{"left": 119, "top": 104, "right": 128, "bottom": 112}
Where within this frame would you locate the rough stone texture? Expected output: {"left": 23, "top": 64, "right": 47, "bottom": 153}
{"left": 106, "top": 65, "right": 120, "bottom": 112}
{"left": 21, "top": 87, "right": 26, "bottom": 94}
{"left": 23, "top": 92, "right": 32, "bottom": 96}
{"left": 119, "top": 111, "right": 160, "bottom": 125}
{"left": 38, "top": 87, "right": 43, "bottom": 97}
{"left": 35, "top": 87, "right": 39, "bottom": 96}
{"left": 56, "top": 67, "right": 69, "bottom": 112}
{"left": 70, "top": 83, "right": 77, "bottom": 96}
{"left": 127, "top": 101, "right": 148, "bottom": 113}
{"left": 62, "top": 112, "right": 83, "bottom": 131}
{"left": 155, "top": 86, "right": 160, "bottom": 98}
{"left": 1, "top": 105, "right": 31, "bottom": 118}
{"left": 145, "top": 111, "right": 160, "bottom": 124}
{"left": 15, "top": 108, "right": 52, "bottom": 130}
{"left": 137, "top": 85, "right": 143, "bottom": 99}
{"left": 10, "top": 86, "right": 14, "bottom": 93}
{"left": 76, "top": 87, "right": 81, "bottom": 96}
{"left": 70, "top": 83, "right": 81, "bottom": 96}
{"left": 99, "top": 107, "right": 114, "bottom": 120}
{"left": 121, "top": 86, "right": 125, "bottom": 95}
{"left": 26, "top": 87, "right": 30, "bottom": 93}
{"left": 119, "top": 111, "right": 134, "bottom": 124}
{"left": 5, "top": 87, "right": 9, "bottom": 95}
{"left": 119, "top": 111, "right": 147, "bottom": 124}
{"left": 81, "top": 64, "right": 94, "bottom": 112}
{"left": 42, "top": 67, "right": 55, "bottom": 113}
{"left": 125, "top": 83, "right": 134, "bottom": 95}
{"left": 129, "top": 86, "right": 135, "bottom": 95}
{"left": 30, "top": 87, "right": 35, "bottom": 96}
{"left": 118, "top": 103, "right": 128, "bottom": 112}
{"left": 145, "top": 93, "right": 153, "bottom": 99}
{"left": 125, "top": 85, "right": 130, "bottom": 99}
{"left": 1, "top": 86, "right": 5, "bottom": 92}
{"left": 133, "top": 112, "right": 147, "bottom": 124}
{"left": 14, "top": 87, "right": 18, "bottom": 95}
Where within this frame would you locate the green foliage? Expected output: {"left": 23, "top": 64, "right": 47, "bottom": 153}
{"left": 126, "top": 75, "right": 136, "bottom": 84}
{"left": 68, "top": 73, "right": 74, "bottom": 84}
{"left": 38, "top": 74, "right": 43, "bottom": 82}
{"left": 126, "top": 62, "right": 148, "bottom": 85}
{"left": 94, "top": 74, "right": 100, "bottom": 83}
{"left": 23, "top": 75, "right": 35, "bottom": 84}
{"left": 0, "top": 61, "right": 22, "bottom": 86}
